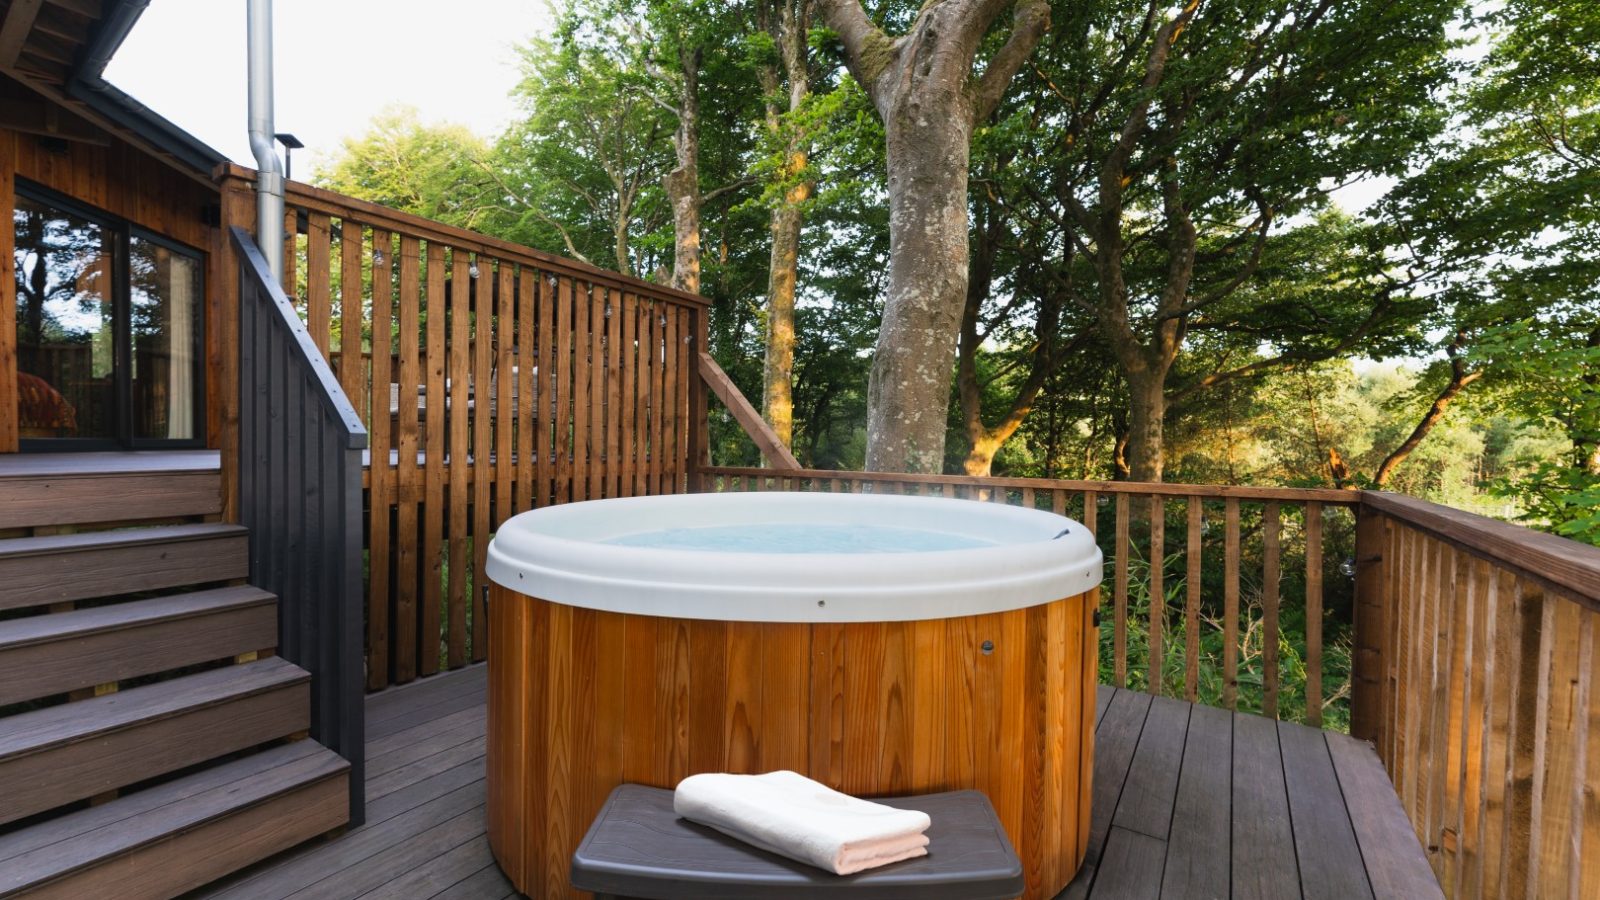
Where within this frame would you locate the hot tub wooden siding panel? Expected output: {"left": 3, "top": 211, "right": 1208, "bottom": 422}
{"left": 486, "top": 584, "right": 1099, "bottom": 900}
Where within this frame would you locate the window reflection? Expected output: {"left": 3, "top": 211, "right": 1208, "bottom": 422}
{"left": 130, "top": 237, "right": 201, "bottom": 441}
{"left": 13, "top": 195, "right": 115, "bottom": 441}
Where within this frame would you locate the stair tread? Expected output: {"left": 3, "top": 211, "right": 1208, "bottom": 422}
{"left": 0, "top": 586, "right": 276, "bottom": 650}
{"left": 0, "top": 523, "right": 247, "bottom": 560}
{"left": 0, "top": 740, "right": 347, "bottom": 892}
{"left": 0, "top": 657, "right": 308, "bottom": 761}
{"left": 0, "top": 451, "right": 221, "bottom": 479}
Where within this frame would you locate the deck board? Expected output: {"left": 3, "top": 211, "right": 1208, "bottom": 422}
{"left": 193, "top": 666, "right": 1440, "bottom": 900}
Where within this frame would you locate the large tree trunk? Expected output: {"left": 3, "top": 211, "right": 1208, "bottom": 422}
{"left": 763, "top": 198, "right": 803, "bottom": 448}
{"left": 664, "top": 47, "right": 702, "bottom": 294}
{"left": 866, "top": 115, "right": 973, "bottom": 472}
{"left": 760, "top": 0, "right": 812, "bottom": 453}
{"left": 817, "top": 0, "right": 1050, "bottom": 474}
{"left": 1124, "top": 366, "right": 1168, "bottom": 482}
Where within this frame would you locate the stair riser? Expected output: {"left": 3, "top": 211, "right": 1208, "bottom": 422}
{"left": 0, "top": 535, "right": 249, "bottom": 611}
{"left": 10, "top": 770, "right": 349, "bottom": 900}
{"left": 0, "top": 602, "right": 278, "bottom": 707}
{"left": 0, "top": 472, "right": 222, "bottom": 531}
{"left": 0, "top": 682, "right": 309, "bottom": 827}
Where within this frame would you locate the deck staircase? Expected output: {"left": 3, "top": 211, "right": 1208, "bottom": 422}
{"left": 0, "top": 454, "right": 351, "bottom": 898}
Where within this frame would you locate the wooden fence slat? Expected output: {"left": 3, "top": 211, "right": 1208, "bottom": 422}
{"left": 338, "top": 221, "right": 365, "bottom": 420}
{"left": 1399, "top": 530, "right": 1423, "bottom": 817}
{"left": 1481, "top": 568, "right": 1516, "bottom": 896}
{"left": 1534, "top": 595, "right": 1583, "bottom": 895}
{"left": 665, "top": 306, "right": 683, "bottom": 495}
{"left": 1450, "top": 553, "right": 1479, "bottom": 894}
{"left": 1499, "top": 579, "right": 1548, "bottom": 897}
{"left": 471, "top": 259, "right": 498, "bottom": 662}
{"left": 421, "top": 240, "right": 448, "bottom": 679}
{"left": 1262, "top": 501, "right": 1281, "bottom": 719}
{"left": 1149, "top": 495, "right": 1165, "bottom": 696}
{"left": 366, "top": 228, "right": 393, "bottom": 691}
{"left": 498, "top": 263, "right": 516, "bottom": 522}
{"left": 675, "top": 306, "right": 691, "bottom": 495}
{"left": 1417, "top": 543, "right": 1456, "bottom": 871}
{"left": 621, "top": 292, "right": 638, "bottom": 497}
{"left": 305, "top": 212, "right": 332, "bottom": 358}
{"left": 1384, "top": 520, "right": 1404, "bottom": 767}
{"left": 516, "top": 267, "right": 536, "bottom": 514}
{"left": 535, "top": 274, "right": 555, "bottom": 509}
{"left": 1455, "top": 557, "right": 1487, "bottom": 894}
{"left": 1186, "top": 499, "right": 1202, "bottom": 704}
{"left": 446, "top": 251, "right": 472, "bottom": 669}
{"left": 1436, "top": 549, "right": 1472, "bottom": 885}
{"left": 282, "top": 207, "right": 298, "bottom": 298}
{"left": 572, "top": 281, "right": 592, "bottom": 502}
{"left": 1470, "top": 562, "right": 1508, "bottom": 898}
{"left": 650, "top": 305, "right": 665, "bottom": 495}
{"left": 1224, "top": 498, "right": 1240, "bottom": 710}
{"left": 606, "top": 288, "right": 623, "bottom": 498}
{"left": 553, "top": 277, "right": 572, "bottom": 504}
{"left": 1300, "top": 502, "right": 1322, "bottom": 727}
{"left": 1577, "top": 612, "right": 1599, "bottom": 900}
{"left": 587, "top": 283, "right": 605, "bottom": 500}
{"left": 1114, "top": 493, "right": 1130, "bottom": 688}
{"left": 392, "top": 237, "right": 422, "bottom": 684}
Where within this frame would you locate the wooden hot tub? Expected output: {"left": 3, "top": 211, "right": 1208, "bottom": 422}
{"left": 484, "top": 492, "right": 1102, "bottom": 900}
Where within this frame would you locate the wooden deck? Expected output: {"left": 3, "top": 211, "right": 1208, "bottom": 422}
{"left": 195, "top": 665, "right": 1440, "bottom": 900}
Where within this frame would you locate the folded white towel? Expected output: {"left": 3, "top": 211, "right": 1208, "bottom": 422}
{"left": 673, "top": 771, "right": 931, "bottom": 875}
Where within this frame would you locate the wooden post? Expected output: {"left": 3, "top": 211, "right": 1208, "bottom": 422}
{"left": 686, "top": 306, "right": 710, "bottom": 491}
{"left": 1352, "top": 501, "right": 1389, "bottom": 744}
{"left": 0, "top": 132, "right": 16, "bottom": 452}
{"left": 213, "top": 167, "right": 257, "bottom": 524}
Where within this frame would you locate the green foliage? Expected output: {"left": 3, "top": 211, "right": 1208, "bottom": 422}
{"left": 310, "top": 0, "right": 1597, "bottom": 547}
{"left": 313, "top": 106, "right": 494, "bottom": 228}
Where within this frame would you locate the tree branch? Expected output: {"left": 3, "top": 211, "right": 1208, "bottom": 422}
{"left": 1373, "top": 331, "right": 1483, "bottom": 487}
{"left": 814, "top": 0, "right": 896, "bottom": 106}
{"left": 971, "top": 0, "right": 1052, "bottom": 121}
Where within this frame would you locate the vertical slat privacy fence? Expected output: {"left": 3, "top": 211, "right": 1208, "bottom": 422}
{"left": 258, "top": 175, "right": 707, "bottom": 690}
{"left": 233, "top": 227, "right": 368, "bottom": 823}
{"left": 700, "top": 467, "right": 1360, "bottom": 728}
{"left": 1355, "top": 491, "right": 1600, "bottom": 900}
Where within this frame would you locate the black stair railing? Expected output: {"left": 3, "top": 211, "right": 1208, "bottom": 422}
{"left": 233, "top": 226, "right": 368, "bottom": 824}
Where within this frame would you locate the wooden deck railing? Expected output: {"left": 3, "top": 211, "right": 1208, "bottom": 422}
{"left": 1355, "top": 491, "right": 1600, "bottom": 899}
{"left": 701, "top": 466, "right": 1600, "bottom": 899}
{"left": 219, "top": 167, "right": 708, "bottom": 690}
{"left": 233, "top": 227, "right": 368, "bottom": 822}
{"left": 700, "top": 466, "right": 1361, "bottom": 728}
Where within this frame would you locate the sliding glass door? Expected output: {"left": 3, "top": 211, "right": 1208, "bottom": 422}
{"left": 11, "top": 181, "right": 203, "bottom": 449}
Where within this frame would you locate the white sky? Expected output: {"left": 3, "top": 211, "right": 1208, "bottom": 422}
{"left": 105, "top": 0, "right": 556, "bottom": 171}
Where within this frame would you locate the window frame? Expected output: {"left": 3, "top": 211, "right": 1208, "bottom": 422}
{"left": 13, "top": 178, "right": 207, "bottom": 451}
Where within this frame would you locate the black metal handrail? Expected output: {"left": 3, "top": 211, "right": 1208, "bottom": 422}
{"left": 232, "top": 226, "right": 368, "bottom": 824}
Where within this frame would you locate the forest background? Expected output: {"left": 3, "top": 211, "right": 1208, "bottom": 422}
{"left": 314, "top": 0, "right": 1597, "bottom": 721}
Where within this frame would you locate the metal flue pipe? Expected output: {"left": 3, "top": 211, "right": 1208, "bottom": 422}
{"left": 247, "top": 0, "right": 285, "bottom": 280}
